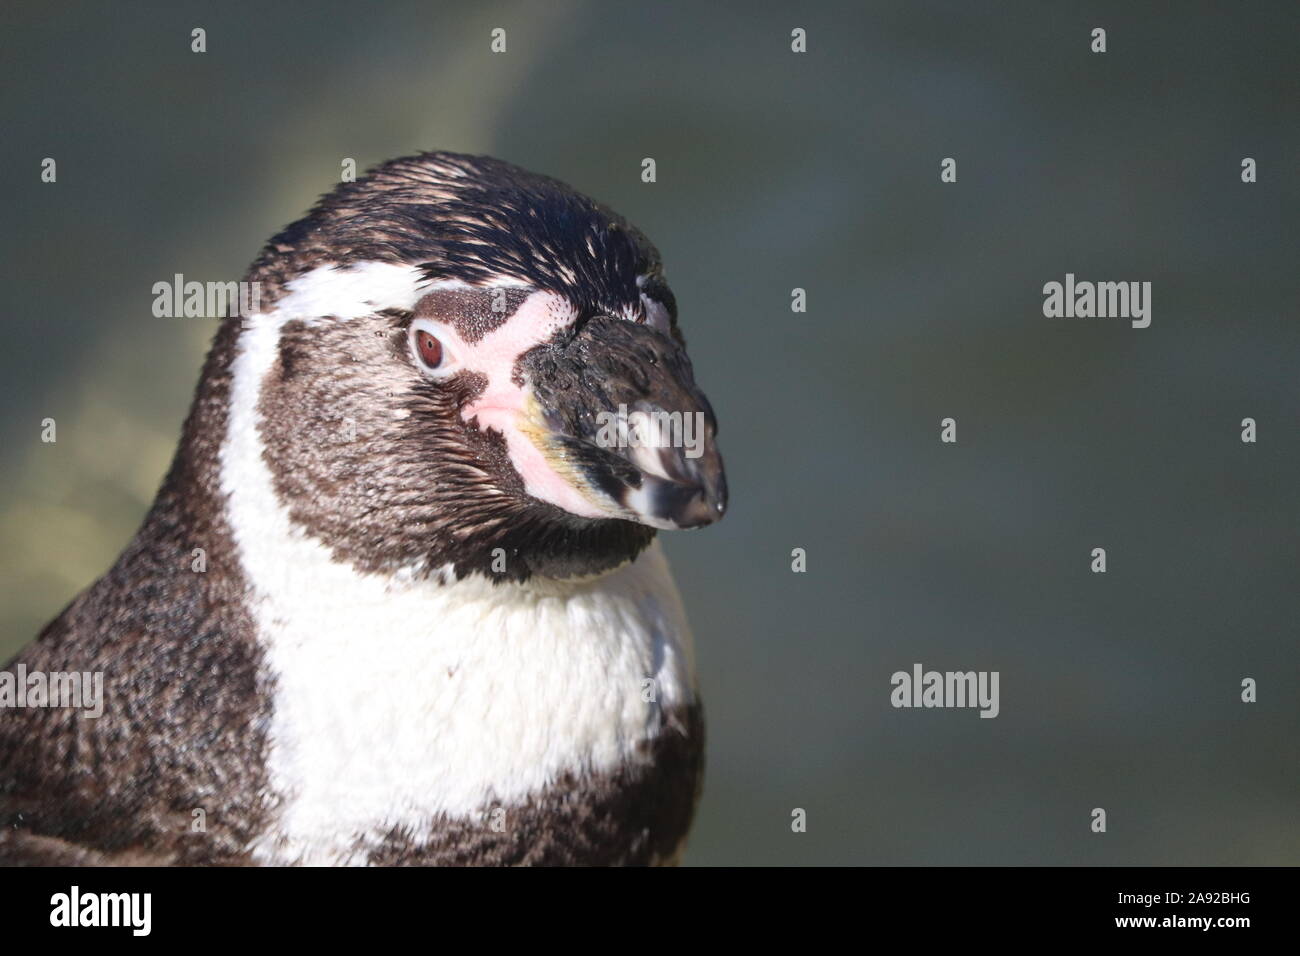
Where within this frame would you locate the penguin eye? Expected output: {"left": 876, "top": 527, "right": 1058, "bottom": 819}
{"left": 408, "top": 319, "right": 457, "bottom": 378}
{"left": 415, "top": 330, "right": 444, "bottom": 368}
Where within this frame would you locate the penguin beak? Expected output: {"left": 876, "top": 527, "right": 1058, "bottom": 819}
{"left": 518, "top": 317, "right": 727, "bottom": 530}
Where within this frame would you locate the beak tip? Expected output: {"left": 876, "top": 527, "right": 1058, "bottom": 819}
{"left": 661, "top": 476, "right": 727, "bottom": 529}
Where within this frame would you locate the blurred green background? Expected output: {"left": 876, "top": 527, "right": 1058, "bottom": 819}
{"left": 2, "top": 1, "right": 1297, "bottom": 864}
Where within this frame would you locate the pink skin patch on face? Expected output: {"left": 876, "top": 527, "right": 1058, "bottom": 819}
{"left": 439, "top": 289, "right": 615, "bottom": 520}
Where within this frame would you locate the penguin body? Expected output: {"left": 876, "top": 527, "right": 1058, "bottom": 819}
{"left": 0, "top": 153, "right": 724, "bottom": 866}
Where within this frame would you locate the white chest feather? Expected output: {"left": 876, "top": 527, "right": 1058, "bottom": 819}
{"left": 244, "top": 539, "right": 693, "bottom": 866}
{"left": 220, "top": 280, "right": 696, "bottom": 865}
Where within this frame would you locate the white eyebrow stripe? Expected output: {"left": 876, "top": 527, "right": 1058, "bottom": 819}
{"left": 275, "top": 263, "right": 425, "bottom": 322}
{"left": 415, "top": 276, "right": 536, "bottom": 294}
{"left": 273, "top": 263, "right": 533, "bottom": 324}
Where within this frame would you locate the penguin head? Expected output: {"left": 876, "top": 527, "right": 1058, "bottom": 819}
{"left": 239, "top": 152, "right": 725, "bottom": 582}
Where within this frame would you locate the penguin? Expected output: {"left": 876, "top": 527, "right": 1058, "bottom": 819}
{"left": 0, "top": 151, "right": 726, "bottom": 866}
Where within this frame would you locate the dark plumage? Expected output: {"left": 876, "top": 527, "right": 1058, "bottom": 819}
{"left": 251, "top": 152, "right": 677, "bottom": 328}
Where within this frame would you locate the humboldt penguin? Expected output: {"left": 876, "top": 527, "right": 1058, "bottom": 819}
{"left": 0, "top": 151, "right": 726, "bottom": 866}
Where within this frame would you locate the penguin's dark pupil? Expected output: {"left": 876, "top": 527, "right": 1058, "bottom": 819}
{"left": 416, "top": 330, "right": 443, "bottom": 368}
